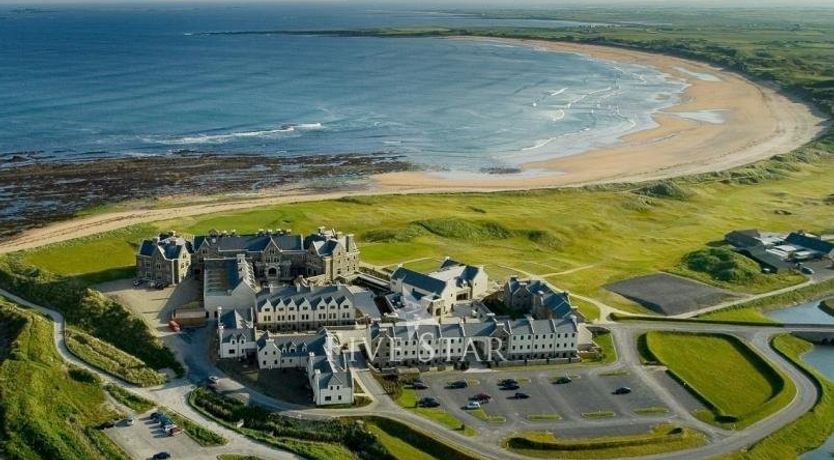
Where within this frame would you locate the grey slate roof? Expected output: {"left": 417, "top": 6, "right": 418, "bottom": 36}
{"left": 786, "top": 232, "right": 834, "bottom": 254}
{"left": 219, "top": 308, "right": 255, "bottom": 344}
{"left": 193, "top": 234, "right": 304, "bottom": 252}
{"left": 390, "top": 267, "right": 449, "bottom": 294}
{"left": 257, "top": 284, "right": 378, "bottom": 317}
{"left": 371, "top": 316, "right": 576, "bottom": 341}
{"left": 138, "top": 236, "right": 192, "bottom": 260}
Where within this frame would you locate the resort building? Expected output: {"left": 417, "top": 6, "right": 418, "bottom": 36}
{"left": 217, "top": 307, "right": 257, "bottom": 359}
{"left": 504, "top": 277, "right": 582, "bottom": 321}
{"left": 255, "top": 283, "right": 379, "bottom": 331}
{"left": 204, "top": 255, "right": 259, "bottom": 315}
{"left": 137, "top": 227, "right": 360, "bottom": 288}
{"left": 366, "top": 315, "right": 584, "bottom": 368}
{"left": 388, "top": 259, "right": 488, "bottom": 318}
{"left": 256, "top": 330, "right": 354, "bottom": 406}
{"left": 135, "top": 234, "right": 193, "bottom": 286}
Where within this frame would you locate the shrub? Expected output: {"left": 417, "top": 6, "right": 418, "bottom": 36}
{"left": 682, "top": 247, "right": 759, "bottom": 282}
{"left": 414, "top": 218, "right": 512, "bottom": 241}
{"left": 635, "top": 181, "right": 691, "bottom": 200}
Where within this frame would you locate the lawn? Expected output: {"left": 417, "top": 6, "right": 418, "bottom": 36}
{"left": 644, "top": 331, "right": 794, "bottom": 428}
{"left": 0, "top": 300, "right": 130, "bottom": 460}
{"left": 503, "top": 423, "right": 706, "bottom": 459}
{"left": 366, "top": 423, "right": 438, "bottom": 460}
{"left": 591, "top": 330, "right": 617, "bottom": 364}
{"left": 718, "top": 334, "right": 834, "bottom": 459}
{"left": 13, "top": 142, "right": 834, "bottom": 318}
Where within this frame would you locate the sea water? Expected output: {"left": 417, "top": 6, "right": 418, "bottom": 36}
{"left": 0, "top": 4, "right": 686, "bottom": 172}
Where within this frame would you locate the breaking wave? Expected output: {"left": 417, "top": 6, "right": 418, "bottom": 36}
{"left": 148, "top": 123, "right": 324, "bottom": 145}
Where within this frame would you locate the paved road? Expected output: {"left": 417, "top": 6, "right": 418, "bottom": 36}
{"left": 0, "top": 288, "right": 301, "bottom": 460}
{"left": 2, "top": 286, "right": 828, "bottom": 460}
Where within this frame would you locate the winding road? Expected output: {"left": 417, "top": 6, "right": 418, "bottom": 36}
{"left": 2, "top": 283, "right": 829, "bottom": 460}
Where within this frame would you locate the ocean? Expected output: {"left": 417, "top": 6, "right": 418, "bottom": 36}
{"left": 0, "top": 4, "right": 687, "bottom": 172}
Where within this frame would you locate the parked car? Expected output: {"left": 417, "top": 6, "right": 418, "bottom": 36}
{"left": 554, "top": 376, "right": 573, "bottom": 384}
{"left": 418, "top": 397, "right": 440, "bottom": 408}
{"left": 150, "top": 412, "right": 163, "bottom": 421}
{"left": 208, "top": 375, "right": 220, "bottom": 384}
{"left": 470, "top": 393, "right": 492, "bottom": 402}
{"left": 500, "top": 383, "right": 520, "bottom": 391}
{"left": 613, "top": 386, "right": 632, "bottom": 395}
{"left": 125, "top": 417, "right": 135, "bottom": 426}
{"left": 133, "top": 279, "right": 144, "bottom": 287}
{"left": 168, "top": 320, "right": 181, "bottom": 332}
{"left": 168, "top": 426, "right": 184, "bottom": 437}
{"left": 99, "top": 420, "right": 116, "bottom": 429}
{"left": 801, "top": 266, "right": 816, "bottom": 275}
{"left": 447, "top": 380, "right": 468, "bottom": 389}
{"left": 152, "top": 452, "right": 171, "bottom": 460}
{"left": 514, "top": 392, "right": 530, "bottom": 399}
{"left": 498, "top": 378, "right": 518, "bottom": 386}
{"left": 465, "top": 400, "right": 481, "bottom": 410}
{"left": 412, "top": 381, "right": 428, "bottom": 390}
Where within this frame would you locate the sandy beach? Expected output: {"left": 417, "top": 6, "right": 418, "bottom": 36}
{"left": 0, "top": 39, "right": 828, "bottom": 253}
{"left": 373, "top": 38, "right": 828, "bottom": 191}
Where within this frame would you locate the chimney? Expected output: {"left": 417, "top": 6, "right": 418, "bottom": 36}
{"left": 216, "top": 306, "right": 223, "bottom": 324}
{"left": 267, "top": 228, "right": 273, "bottom": 235}
{"left": 345, "top": 234, "right": 354, "bottom": 251}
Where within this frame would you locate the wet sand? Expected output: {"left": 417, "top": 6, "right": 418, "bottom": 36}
{"left": 373, "top": 38, "right": 828, "bottom": 191}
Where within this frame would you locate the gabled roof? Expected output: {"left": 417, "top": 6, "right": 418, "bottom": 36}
{"left": 138, "top": 236, "right": 192, "bottom": 260}
{"left": 193, "top": 234, "right": 304, "bottom": 252}
{"left": 391, "top": 267, "right": 449, "bottom": 295}
{"left": 256, "top": 284, "right": 378, "bottom": 316}
{"left": 786, "top": 232, "right": 834, "bottom": 254}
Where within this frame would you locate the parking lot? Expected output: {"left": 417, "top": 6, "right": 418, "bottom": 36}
{"left": 105, "top": 411, "right": 206, "bottom": 460}
{"left": 414, "top": 364, "right": 704, "bottom": 436}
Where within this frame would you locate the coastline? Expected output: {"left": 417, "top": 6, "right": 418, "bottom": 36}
{"left": 372, "top": 38, "right": 828, "bottom": 191}
{"left": 0, "top": 39, "right": 829, "bottom": 253}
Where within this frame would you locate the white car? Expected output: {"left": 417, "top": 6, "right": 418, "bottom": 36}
{"left": 208, "top": 375, "right": 220, "bottom": 384}
{"left": 125, "top": 417, "right": 135, "bottom": 426}
{"left": 465, "top": 400, "right": 481, "bottom": 410}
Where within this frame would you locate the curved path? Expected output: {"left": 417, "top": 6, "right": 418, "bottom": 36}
{"left": 0, "top": 288, "right": 301, "bottom": 460}
{"left": 3, "top": 282, "right": 823, "bottom": 460}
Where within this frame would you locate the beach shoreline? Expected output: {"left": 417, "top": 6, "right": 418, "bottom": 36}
{"left": 372, "top": 37, "right": 828, "bottom": 191}
{"left": 0, "top": 38, "right": 828, "bottom": 252}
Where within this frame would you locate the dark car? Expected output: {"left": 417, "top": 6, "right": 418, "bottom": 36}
{"left": 500, "top": 383, "right": 520, "bottom": 391}
{"left": 153, "top": 453, "right": 171, "bottom": 460}
{"left": 98, "top": 420, "right": 116, "bottom": 429}
{"left": 418, "top": 397, "right": 440, "bottom": 408}
{"left": 150, "top": 412, "right": 163, "bottom": 421}
{"left": 470, "top": 393, "right": 492, "bottom": 402}
{"left": 554, "top": 376, "right": 573, "bottom": 384}
{"left": 514, "top": 392, "right": 530, "bottom": 399}
{"left": 801, "top": 266, "right": 815, "bottom": 275}
{"left": 447, "top": 380, "right": 468, "bottom": 389}
{"left": 412, "top": 381, "right": 428, "bottom": 390}
{"left": 613, "top": 386, "right": 632, "bottom": 395}
{"left": 498, "top": 378, "right": 518, "bottom": 386}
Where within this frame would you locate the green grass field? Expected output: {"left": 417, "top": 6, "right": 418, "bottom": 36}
{"left": 16, "top": 143, "right": 834, "bottom": 316}
{"left": 503, "top": 423, "right": 706, "bottom": 459}
{"left": 0, "top": 300, "right": 130, "bottom": 460}
{"left": 719, "top": 335, "right": 834, "bottom": 459}
{"left": 644, "top": 331, "right": 794, "bottom": 428}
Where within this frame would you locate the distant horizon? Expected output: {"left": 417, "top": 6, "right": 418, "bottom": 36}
{"left": 2, "top": 0, "right": 834, "bottom": 9}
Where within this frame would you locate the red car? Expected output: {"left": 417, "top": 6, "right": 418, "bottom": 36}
{"left": 168, "top": 320, "right": 181, "bottom": 332}
{"left": 470, "top": 393, "right": 492, "bottom": 402}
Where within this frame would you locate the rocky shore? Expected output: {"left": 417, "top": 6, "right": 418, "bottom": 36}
{"left": 0, "top": 151, "right": 413, "bottom": 240}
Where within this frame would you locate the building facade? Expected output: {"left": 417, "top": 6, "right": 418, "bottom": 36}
{"left": 388, "top": 259, "right": 488, "bottom": 318}
{"left": 504, "top": 277, "right": 580, "bottom": 321}
{"left": 136, "top": 235, "right": 193, "bottom": 286}
{"left": 255, "top": 283, "right": 378, "bottom": 332}
{"left": 366, "top": 315, "right": 583, "bottom": 368}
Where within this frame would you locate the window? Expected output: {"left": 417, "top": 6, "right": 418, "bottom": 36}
{"left": 228, "top": 350, "right": 235, "bottom": 355}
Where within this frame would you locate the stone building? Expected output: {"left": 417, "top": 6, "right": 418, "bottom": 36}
{"left": 255, "top": 283, "right": 379, "bottom": 332}
{"left": 504, "top": 277, "right": 582, "bottom": 321}
{"left": 388, "top": 259, "right": 488, "bottom": 318}
{"left": 136, "top": 234, "right": 193, "bottom": 286}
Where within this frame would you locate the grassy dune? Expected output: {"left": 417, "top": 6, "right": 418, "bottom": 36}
{"left": 644, "top": 331, "right": 794, "bottom": 428}
{"left": 15, "top": 143, "right": 834, "bottom": 316}
{"left": 0, "top": 300, "right": 129, "bottom": 460}
{"left": 65, "top": 327, "right": 166, "bottom": 386}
